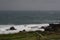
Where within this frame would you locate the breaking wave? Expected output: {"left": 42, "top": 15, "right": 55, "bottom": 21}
{"left": 0, "top": 24, "right": 49, "bottom": 34}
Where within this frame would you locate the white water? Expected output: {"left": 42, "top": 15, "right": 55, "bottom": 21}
{"left": 0, "top": 24, "right": 49, "bottom": 34}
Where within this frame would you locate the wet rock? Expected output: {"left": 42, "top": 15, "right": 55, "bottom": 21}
{"left": 9, "top": 26, "right": 16, "bottom": 30}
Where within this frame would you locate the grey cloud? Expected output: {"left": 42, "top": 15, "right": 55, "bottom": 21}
{"left": 0, "top": 0, "right": 60, "bottom": 11}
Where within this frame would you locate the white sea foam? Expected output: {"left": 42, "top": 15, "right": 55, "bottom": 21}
{"left": 0, "top": 24, "right": 49, "bottom": 34}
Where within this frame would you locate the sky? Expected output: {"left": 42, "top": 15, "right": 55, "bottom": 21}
{"left": 0, "top": 0, "right": 60, "bottom": 11}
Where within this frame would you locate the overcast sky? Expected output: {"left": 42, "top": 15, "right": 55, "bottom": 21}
{"left": 0, "top": 0, "right": 60, "bottom": 11}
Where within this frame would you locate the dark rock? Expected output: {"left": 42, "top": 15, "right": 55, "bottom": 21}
{"left": 41, "top": 26, "right": 46, "bottom": 29}
{"left": 23, "top": 29, "right": 25, "bottom": 32}
{"left": 9, "top": 26, "right": 16, "bottom": 30}
{"left": 45, "top": 24, "right": 60, "bottom": 32}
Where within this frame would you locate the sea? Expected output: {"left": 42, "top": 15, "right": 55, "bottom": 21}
{"left": 0, "top": 11, "right": 60, "bottom": 34}
{"left": 0, "top": 11, "right": 60, "bottom": 25}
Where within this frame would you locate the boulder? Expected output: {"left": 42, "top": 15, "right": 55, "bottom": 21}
{"left": 9, "top": 26, "right": 16, "bottom": 30}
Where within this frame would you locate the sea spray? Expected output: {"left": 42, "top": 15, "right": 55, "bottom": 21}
{"left": 0, "top": 24, "right": 49, "bottom": 34}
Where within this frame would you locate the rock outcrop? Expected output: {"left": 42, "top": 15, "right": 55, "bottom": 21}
{"left": 45, "top": 24, "right": 60, "bottom": 32}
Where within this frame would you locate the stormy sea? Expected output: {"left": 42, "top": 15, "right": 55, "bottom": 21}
{"left": 0, "top": 11, "right": 60, "bottom": 34}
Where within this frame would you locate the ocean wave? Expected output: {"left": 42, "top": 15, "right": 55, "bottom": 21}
{"left": 0, "top": 24, "right": 49, "bottom": 34}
